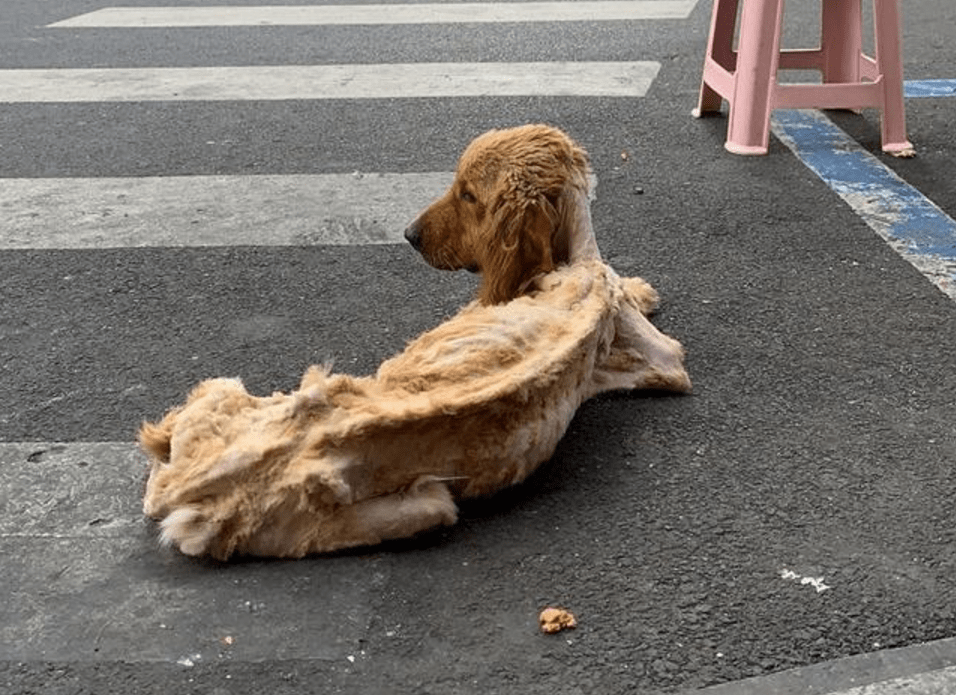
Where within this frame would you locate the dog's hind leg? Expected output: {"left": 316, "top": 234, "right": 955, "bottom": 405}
{"left": 591, "top": 292, "right": 692, "bottom": 395}
{"left": 313, "top": 475, "right": 459, "bottom": 554}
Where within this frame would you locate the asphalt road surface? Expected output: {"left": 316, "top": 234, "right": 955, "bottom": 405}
{"left": 1, "top": 1, "right": 955, "bottom": 693}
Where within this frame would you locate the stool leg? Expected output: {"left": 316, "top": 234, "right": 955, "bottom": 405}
{"left": 725, "top": 0, "right": 784, "bottom": 154}
{"left": 873, "top": 0, "right": 914, "bottom": 154}
{"left": 821, "top": 0, "right": 862, "bottom": 84}
{"left": 694, "top": 0, "right": 738, "bottom": 116}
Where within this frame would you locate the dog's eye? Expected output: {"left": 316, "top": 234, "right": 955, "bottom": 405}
{"left": 460, "top": 190, "right": 476, "bottom": 203}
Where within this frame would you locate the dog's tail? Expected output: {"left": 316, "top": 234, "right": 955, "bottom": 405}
{"left": 138, "top": 411, "right": 177, "bottom": 462}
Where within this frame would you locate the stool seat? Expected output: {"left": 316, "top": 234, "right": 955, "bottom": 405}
{"left": 694, "top": 0, "right": 913, "bottom": 156}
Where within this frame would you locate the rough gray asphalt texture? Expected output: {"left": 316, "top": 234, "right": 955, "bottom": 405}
{"left": 1, "top": 0, "right": 955, "bottom": 693}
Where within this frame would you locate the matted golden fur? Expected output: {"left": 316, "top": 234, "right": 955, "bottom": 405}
{"left": 139, "top": 124, "right": 691, "bottom": 560}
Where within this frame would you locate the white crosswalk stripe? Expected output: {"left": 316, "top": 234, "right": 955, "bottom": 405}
{"left": 2, "top": 174, "right": 451, "bottom": 249}
{"left": 49, "top": 1, "right": 699, "bottom": 27}
{"left": 0, "top": 62, "right": 661, "bottom": 102}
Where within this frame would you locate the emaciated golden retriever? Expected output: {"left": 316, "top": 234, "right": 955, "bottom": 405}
{"left": 139, "top": 124, "right": 691, "bottom": 560}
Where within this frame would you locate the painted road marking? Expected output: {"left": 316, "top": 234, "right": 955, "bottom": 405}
{"left": 0, "top": 441, "right": 373, "bottom": 662}
{"left": 1, "top": 173, "right": 450, "bottom": 249}
{"left": 904, "top": 79, "right": 956, "bottom": 98}
{"left": 0, "top": 62, "right": 660, "bottom": 102}
{"left": 48, "top": 1, "right": 699, "bottom": 27}
{"left": 831, "top": 665, "right": 956, "bottom": 695}
{"left": 771, "top": 109, "right": 956, "bottom": 301}
{"left": 692, "top": 639, "right": 956, "bottom": 695}
{"left": 0, "top": 172, "right": 595, "bottom": 249}
{"left": 779, "top": 568, "right": 831, "bottom": 594}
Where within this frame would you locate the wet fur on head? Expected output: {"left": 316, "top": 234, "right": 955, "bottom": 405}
{"left": 404, "top": 124, "right": 594, "bottom": 305}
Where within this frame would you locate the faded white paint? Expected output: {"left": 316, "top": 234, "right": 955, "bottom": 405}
{"left": 0, "top": 172, "right": 595, "bottom": 249}
{"left": 780, "top": 568, "right": 832, "bottom": 593}
{"left": 48, "top": 1, "right": 699, "bottom": 27}
{"left": 832, "top": 665, "right": 956, "bottom": 695}
{"left": 0, "top": 62, "right": 661, "bottom": 103}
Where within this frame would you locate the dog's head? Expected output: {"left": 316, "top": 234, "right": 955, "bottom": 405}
{"left": 404, "top": 124, "right": 599, "bottom": 305}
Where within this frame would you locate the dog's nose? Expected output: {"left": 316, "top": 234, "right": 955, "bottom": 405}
{"left": 404, "top": 221, "right": 423, "bottom": 251}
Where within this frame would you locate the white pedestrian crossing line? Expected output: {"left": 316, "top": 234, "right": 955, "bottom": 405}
{"left": 2, "top": 173, "right": 450, "bottom": 249}
{"left": 0, "top": 62, "right": 660, "bottom": 103}
{"left": 1, "top": 172, "right": 596, "bottom": 249}
{"left": 48, "top": 1, "right": 699, "bottom": 27}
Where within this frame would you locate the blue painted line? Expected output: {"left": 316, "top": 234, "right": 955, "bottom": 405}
{"left": 771, "top": 109, "right": 956, "bottom": 298}
{"left": 904, "top": 79, "right": 956, "bottom": 98}
{"left": 772, "top": 109, "right": 956, "bottom": 258}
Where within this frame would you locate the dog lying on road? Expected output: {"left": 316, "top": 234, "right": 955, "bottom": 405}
{"left": 139, "top": 124, "right": 691, "bottom": 560}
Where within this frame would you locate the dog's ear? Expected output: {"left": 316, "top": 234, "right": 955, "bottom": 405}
{"left": 472, "top": 125, "right": 597, "bottom": 305}
{"left": 478, "top": 194, "right": 559, "bottom": 305}
{"left": 139, "top": 412, "right": 178, "bottom": 462}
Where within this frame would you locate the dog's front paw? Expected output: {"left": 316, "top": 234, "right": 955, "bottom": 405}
{"left": 620, "top": 276, "right": 660, "bottom": 315}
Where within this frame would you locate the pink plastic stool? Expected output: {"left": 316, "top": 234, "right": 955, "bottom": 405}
{"left": 693, "top": 0, "right": 913, "bottom": 155}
